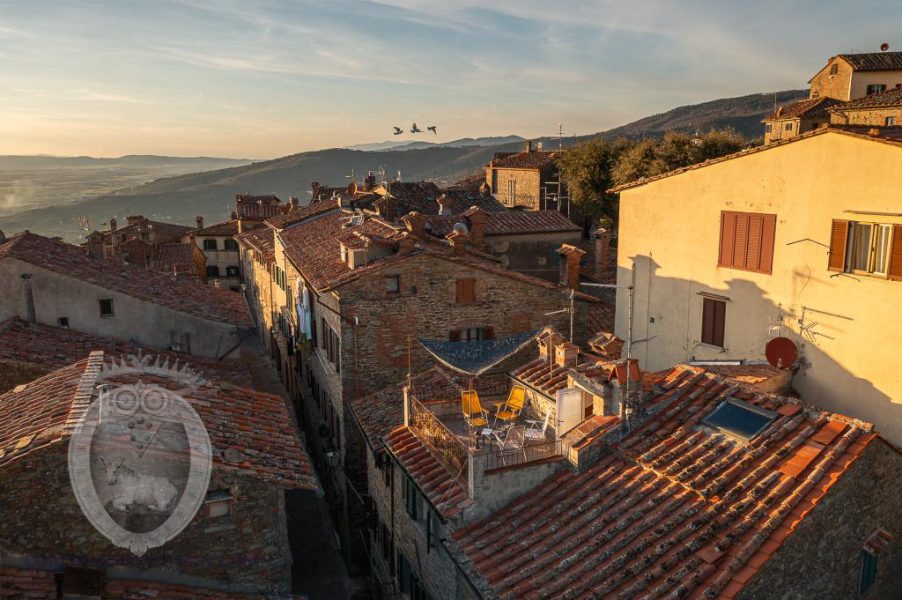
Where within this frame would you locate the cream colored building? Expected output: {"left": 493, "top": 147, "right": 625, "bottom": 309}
{"left": 809, "top": 51, "right": 902, "bottom": 101}
{"left": 611, "top": 127, "right": 902, "bottom": 443}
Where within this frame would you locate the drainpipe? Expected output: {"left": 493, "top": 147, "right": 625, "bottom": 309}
{"left": 21, "top": 274, "right": 36, "bottom": 324}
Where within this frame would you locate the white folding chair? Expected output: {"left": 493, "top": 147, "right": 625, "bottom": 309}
{"left": 523, "top": 410, "right": 551, "bottom": 444}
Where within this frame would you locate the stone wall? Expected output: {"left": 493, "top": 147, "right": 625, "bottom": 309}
{"left": 830, "top": 107, "right": 902, "bottom": 126}
{"left": 738, "top": 438, "right": 902, "bottom": 600}
{"left": 490, "top": 168, "right": 542, "bottom": 209}
{"left": 0, "top": 448, "right": 293, "bottom": 596}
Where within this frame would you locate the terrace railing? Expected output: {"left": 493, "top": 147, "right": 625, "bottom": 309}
{"left": 476, "top": 439, "right": 563, "bottom": 471}
{"left": 409, "top": 394, "right": 469, "bottom": 484}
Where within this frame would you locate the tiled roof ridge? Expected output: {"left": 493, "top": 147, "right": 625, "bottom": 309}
{"left": 63, "top": 351, "right": 103, "bottom": 434}
{"left": 609, "top": 126, "right": 902, "bottom": 193}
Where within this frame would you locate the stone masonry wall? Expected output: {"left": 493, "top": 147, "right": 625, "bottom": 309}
{"left": 0, "top": 448, "right": 293, "bottom": 596}
{"left": 491, "top": 169, "right": 542, "bottom": 209}
{"left": 738, "top": 439, "right": 902, "bottom": 600}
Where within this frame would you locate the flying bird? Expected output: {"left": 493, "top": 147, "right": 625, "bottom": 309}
{"left": 392, "top": 126, "right": 403, "bottom": 135}
{"left": 427, "top": 125, "right": 437, "bottom": 135}
{"left": 410, "top": 123, "right": 422, "bottom": 133}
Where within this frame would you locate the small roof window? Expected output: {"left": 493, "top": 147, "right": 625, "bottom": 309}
{"left": 702, "top": 399, "right": 777, "bottom": 440}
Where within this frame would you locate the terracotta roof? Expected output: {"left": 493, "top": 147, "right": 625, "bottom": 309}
{"left": 195, "top": 219, "right": 240, "bottom": 237}
{"left": 235, "top": 225, "right": 275, "bottom": 259}
{"left": 831, "top": 86, "right": 902, "bottom": 110}
{"left": 838, "top": 51, "right": 902, "bottom": 72}
{"left": 763, "top": 96, "right": 841, "bottom": 120}
{"left": 702, "top": 362, "right": 786, "bottom": 388}
{"left": 489, "top": 150, "right": 559, "bottom": 170}
{"left": 426, "top": 210, "right": 580, "bottom": 238}
{"left": 378, "top": 181, "right": 505, "bottom": 216}
{"left": 385, "top": 426, "right": 473, "bottom": 519}
{"left": 0, "top": 232, "right": 251, "bottom": 327}
{"left": 265, "top": 197, "right": 341, "bottom": 229}
{"left": 351, "top": 368, "right": 464, "bottom": 450}
{"left": 0, "top": 353, "right": 316, "bottom": 490}
{"left": 236, "top": 193, "right": 281, "bottom": 205}
{"left": 450, "top": 172, "right": 487, "bottom": 191}
{"left": 0, "top": 317, "right": 253, "bottom": 388}
{"left": 453, "top": 364, "right": 879, "bottom": 600}
{"left": 609, "top": 126, "right": 902, "bottom": 193}
{"left": 95, "top": 217, "right": 193, "bottom": 246}
{"left": 512, "top": 352, "right": 613, "bottom": 398}
{"left": 152, "top": 242, "right": 198, "bottom": 277}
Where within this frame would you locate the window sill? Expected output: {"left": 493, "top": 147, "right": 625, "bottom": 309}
{"left": 697, "top": 342, "right": 726, "bottom": 352}
{"left": 716, "top": 263, "right": 773, "bottom": 276}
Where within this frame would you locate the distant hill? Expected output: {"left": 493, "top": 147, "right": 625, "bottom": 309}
{"left": 345, "top": 135, "right": 525, "bottom": 152}
{"left": 0, "top": 90, "right": 808, "bottom": 241}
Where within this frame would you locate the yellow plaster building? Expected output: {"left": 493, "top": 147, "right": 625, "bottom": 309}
{"left": 611, "top": 127, "right": 902, "bottom": 443}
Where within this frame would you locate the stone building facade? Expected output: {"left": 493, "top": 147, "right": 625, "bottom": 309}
{"left": 190, "top": 217, "right": 243, "bottom": 291}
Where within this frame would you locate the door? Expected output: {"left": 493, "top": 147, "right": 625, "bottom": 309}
{"left": 556, "top": 388, "right": 583, "bottom": 438}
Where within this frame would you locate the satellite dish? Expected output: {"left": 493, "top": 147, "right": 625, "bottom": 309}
{"left": 765, "top": 337, "right": 798, "bottom": 370}
{"left": 880, "top": 42, "right": 890, "bottom": 52}
{"left": 347, "top": 181, "right": 358, "bottom": 195}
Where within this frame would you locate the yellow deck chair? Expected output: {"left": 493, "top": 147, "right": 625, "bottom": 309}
{"left": 493, "top": 385, "right": 526, "bottom": 427}
{"left": 462, "top": 390, "right": 489, "bottom": 429}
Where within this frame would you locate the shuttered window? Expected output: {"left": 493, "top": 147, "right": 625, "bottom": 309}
{"left": 830, "top": 219, "right": 902, "bottom": 280}
{"left": 701, "top": 298, "right": 726, "bottom": 348}
{"left": 455, "top": 278, "right": 476, "bottom": 303}
{"left": 449, "top": 327, "right": 494, "bottom": 342}
{"left": 718, "top": 211, "right": 776, "bottom": 273}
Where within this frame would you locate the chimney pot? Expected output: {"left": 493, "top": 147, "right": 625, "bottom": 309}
{"left": 593, "top": 228, "right": 612, "bottom": 281}
{"left": 196, "top": 216, "right": 204, "bottom": 230}
{"left": 402, "top": 211, "right": 426, "bottom": 238}
{"left": 110, "top": 218, "right": 117, "bottom": 232}
{"left": 526, "top": 140, "right": 534, "bottom": 153}
{"left": 437, "top": 194, "right": 453, "bottom": 216}
{"left": 555, "top": 341, "right": 580, "bottom": 368}
{"left": 557, "top": 244, "right": 586, "bottom": 290}
{"left": 465, "top": 207, "right": 487, "bottom": 250}
{"left": 446, "top": 229, "right": 469, "bottom": 255}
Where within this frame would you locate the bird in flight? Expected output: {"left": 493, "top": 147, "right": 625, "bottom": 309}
{"left": 410, "top": 123, "right": 423, "bottom": 133}
{"left": 392, "top": 126, "right": 403, "bottom": 135}
{"left": 427, "top": 125, "right": 437, "bottom": 135}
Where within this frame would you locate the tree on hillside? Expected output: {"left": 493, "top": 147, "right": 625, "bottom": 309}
{"left": 558, "top": 129, "right": 747, "bottom": 231}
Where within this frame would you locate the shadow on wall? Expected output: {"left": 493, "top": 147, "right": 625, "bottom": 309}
{"left": 619, "top": 255, "right": 901, "bottom": 442}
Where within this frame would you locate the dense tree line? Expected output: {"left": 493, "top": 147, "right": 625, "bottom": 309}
{"left": 556, "top": 129, "right": 748, "bottom": 230}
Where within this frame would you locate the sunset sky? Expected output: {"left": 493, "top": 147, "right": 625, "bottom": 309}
{"left": 1, "top": 0, "right": 899, "bottom": 158}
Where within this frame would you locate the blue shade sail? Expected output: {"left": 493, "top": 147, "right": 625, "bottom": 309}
{"left": 702, "top": 400, "right": 777, "bottom": 439}
{"left": 418, "top": 330, "right": 542, "bottom": 376}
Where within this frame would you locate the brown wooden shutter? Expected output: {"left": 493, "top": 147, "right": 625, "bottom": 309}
{"left": 456, "top": 278, "right": 475, "bottom": 303}
{"left": 733, "top": 213, "right": 749, "bottom": 268}
{"left": 828, "top": 220, "right": 849, "bottom": 272}
{"left": 888, "top": 225, "right": 902, "bottom": 281}
{"left": 760, "top": 214, "right": 776, "bottom": 273}
{"left": 746, "top": 214, "right": 764, "bottom": 270}
{"left": 701, "top": 298, "right": 726, "bottom": 347}
{"left": 701, "top": 299, "right": 715, "bottom": 345}
{"left": 719, "top": 212, "right": 736, "bottom": 267}
{"left": 449, "top": 330, "right": 461, "bottom": 342}
{"left": 712, "top": 301, "right": 726, "bottom": 347}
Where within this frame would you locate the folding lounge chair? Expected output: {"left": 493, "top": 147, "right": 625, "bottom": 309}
{"left": 462, "top": 390, "right": 489, "bottom": 430}
{"left": 493, "top": 385, "right": 526, "bottom": 428}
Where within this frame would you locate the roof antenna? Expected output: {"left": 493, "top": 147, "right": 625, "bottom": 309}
{"left": 558, "top": 122, "right": 564, "bottom": 151}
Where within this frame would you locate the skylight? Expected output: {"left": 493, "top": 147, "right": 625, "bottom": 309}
{"left": 702, "top": 399, "right": 778, "bottom": 440}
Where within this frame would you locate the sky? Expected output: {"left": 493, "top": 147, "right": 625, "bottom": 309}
{"left": 0, "top": 0, "right": 900, "bottom": 158}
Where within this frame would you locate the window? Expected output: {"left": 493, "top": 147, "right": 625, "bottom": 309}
{"left": 765, "top": 124, "right": 772, "bottom": 133}
{"left": 226, "top": 266, "right": 240, "bottom": 277}
{"left": 866, "top": 84, "right": 886, "bottom": 95}
{"left": 403, "top": 475, "right": 419, "bottom": 520}
{"left": 718, "top": 211, "right": 777, "bottom": 273}
{"left": 784, "top": 122, "right": 793, "bottom": 131}
{"left": 206, "top": 265, "right": 220, "bottom": 278}
{"left": 57, "top": 317, "right": 69, "bottom": 329}
{"left": 99, "top": 299, "right": 114, "bottom": 317}
{"left": 829, "top": 64, "right": 839, "bottom": 75}
{"left": 203, "top": 239, "right": 218, "bottom": 250}
{"left": 829, "top": 220, "right": 902, "bottom": 279}
{"left": 455, "top": 278, "right": 476, "bottom": 303}
{"left": 386, "top": 275, "right": 400, "bottom": 294}
{"left": 397, "top": 552, "right": 430, "bottom": 600}
{"left": 140, "top": 232, "right": 150, "bottom": 242}
{"left": 700, "top": 297, "right": 726, "bottom": 348}
{"left": 205, "top": 490, "right": 232, "bottom": 518}
{"left": 426, "top": 509, "right": 435, "bottom": 553}
{"left": 507, "top": 179, "right": 517, "bottom": 204}
{"left": 224, "top": 239, "right": 239, "bottom": 251}
{"left": 702, "top": 399, "right": 777, "bottom": 440}
{"left": 859, "top": 550, "right": 878, "bottom": 595}
{"left": 449, "top": 327, "right": 494, "bottom": 342}
{"left": 886, "top": 116, "right": 896, "bottom": 126}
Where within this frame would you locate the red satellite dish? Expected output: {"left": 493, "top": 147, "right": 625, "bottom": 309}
{"left": 765, "top": 337, "right": 798, "bottom": 370}
{"left": 880, "top": 42, "right": 890, "bottom": 52}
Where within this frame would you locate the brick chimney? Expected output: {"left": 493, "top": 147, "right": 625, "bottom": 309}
{"left": 402, "top": 211, "right": 426, "bottom": 238}
{"left": 231, "top": 211, "right": 238, "bottom": 220}
{"left": 436, "top": 194, "right": 453, "bottom": 216}
{"left": 538, "top": 329, "right": 563, "bottom": 360}
{"left": 608, "top": 358, "right": 642, "bottom": 420}
{"left": 397, "top": 231, "right": 416, "bottom": 254}
{"left": 555, "top": 341, "right": 580, "bottom": 368}
{"left": 110, "top": 218, "right": 117, "bottom": 232}
{"left": 465, "top": 207, "right": 487, "bottom": 250}
{"left": 290, "top": 197, "right": 299, "bottom": 209}
{"left": 525, "top": 140, "right": 534, "bottom": 153}
{"left": 311, "top": 181, "right": 320, "bottom": 198}
{"left": 557, "top": 244, "right": 586, "bottom": 290}
{"left": 446, "top": 229, "right": 469, "bottom": 256}
{"left": 375, "top": 196, "right": 398, "bottom": 222}
{"left": 196, "top": 216, "right": 204, "bottom": 230}
{"left": 364, "top": 173, "right": 377, "bottom": 191}
{"left": 20, "top": 274, "right": 36, "bottom": 323}
{"left": 593, "top": 228, "right": 612, "bottom": 280}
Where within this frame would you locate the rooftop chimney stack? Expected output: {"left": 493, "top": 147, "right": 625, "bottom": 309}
{"left": 374, "top": 196, "right": 398, "bottom": 222}
{"left": 110, "top": 218, "right": 117, "bottom": 232}
{"left": 446, "top": 229, "right": 469, "bottom": 256}
{"left": 20, "top": 274, "right": 36, "bottom": 324}
{"left": 311, "top": 181, "right": 320, "bottom": 199}
{"left": 557, "top": 244, "right": 586, "bottom": 290}
{"left": 593, "top": 228, "right": 612, "bottom": 281}
{"left": 364, "top": 173, "right": 377, "bottom": 191}
{"left": 437, "top": 194, "right": 452, "bottom": 216}
{"left": 555, "top": 341, "right": 580, "bottom": 368}
{"left": 196, "top": 216, "right": 204, "bottom": 230}
{"left": 290, "top": 197, "right": 299, "bottom": 209}
{"left": 525, "top": 140, "right": 534, "bottom": 153}
{"left": 402, "top": 211, "right": 426, "bottom": 239}
{"left": 465, "top": 207, "right": 487, "bottom": 250}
